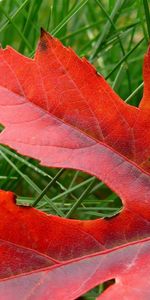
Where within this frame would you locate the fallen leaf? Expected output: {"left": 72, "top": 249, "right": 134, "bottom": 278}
{"left": 14, "top": 238, "right": 147, "bottom": 300}
{"left": 0, "top": 188, "right": 150, "bottom": 298}
{"left": 0, "top": 30, "right": 150, "bottom": 298}
{"left": 0, "top": 32, "right": 150, "bottom": 227}
{"left": 0, "top": 173, "right": 150, "bottom": 261}
{"left": 0, "top": 197, "right": 149, "bottom": 300}
{"left": 0, "top": 29, "right": 149, "bottom": 174}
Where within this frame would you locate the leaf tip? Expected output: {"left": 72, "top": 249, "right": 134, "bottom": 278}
{"left": 39, "top": 28, "right": 49, "bottom": 52}
{"left": 40, "top": 27, "right": 47, "bottom": 38}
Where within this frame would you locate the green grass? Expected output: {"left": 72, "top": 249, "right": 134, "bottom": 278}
{"left": 0, "top": 0, "right": 149, "bottom": 298}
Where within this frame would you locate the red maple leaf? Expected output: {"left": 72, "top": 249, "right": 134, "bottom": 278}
{"left": 0, "top": 30, "right": 150, "bottom": 298}
{"left": 0, "top": 29, "right": 150, "bottom": 172}
{"left": 0, "top": 190, "right": 149, "bottom": 299}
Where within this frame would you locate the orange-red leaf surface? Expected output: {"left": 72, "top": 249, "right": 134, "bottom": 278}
{"left": 1, "top": 238, "right": 150, "bottom": 300}
{"left": 0, "top": 191, "right": 150, "bottom": 299}
{"left": 0, "top": 179, "right": 150, "bottom": 261}
{"left": 0, "top": 31, "right": 150, "bottom": 298}
{"left": 0, "top": 29, "right": 150, "bottom": 172}
{"left": 0, "top": 31, "right": 150, "bottom": 225}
